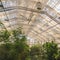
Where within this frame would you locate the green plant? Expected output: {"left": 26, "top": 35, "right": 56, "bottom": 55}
{"left": 0, "top": 29, "right": 29, "bottom": 60}
{"left": 30, "top": 44, "right": 44, "bottom": 60}
{"left": 12, "top": 29, "right": 29, "bottom": 60}
{"left": 55, "top": 50, "right": 60, "bottom": 60}
{"left": 14, "top": 36, "right": 29, "bottom": 60}
{"left": 43, "top": 41, "right": 58, "bottom": 60}
{"left": 0, "top": 30, "right": 10, "bottom": 42}
{"left": 0, "top": 29, "right": 60, "bottom": 60}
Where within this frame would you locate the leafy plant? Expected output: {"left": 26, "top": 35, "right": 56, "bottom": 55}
{"left": 43, "top": 41, "right": 58, "bottom": 60}
{"left": 30, "top": 44, "right": 44, "bottom": 60}
{"left": 0, "top": 29, "right": 29, "bottom": 60}
{"left": 55, "top": 50, "right": 60, "bottom": 60}
{"left": 0, "top": 30, "right": 10, "bottom": 42}
{"left": 0, "top": 29, "right": 60, "bottom": 60}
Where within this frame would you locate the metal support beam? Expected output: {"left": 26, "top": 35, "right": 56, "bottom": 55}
{"left": 0, "top": 6, "right": 59, "bottom": 24}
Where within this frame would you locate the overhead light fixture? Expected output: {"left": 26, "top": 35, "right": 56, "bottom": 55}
{"left": 0, "top": 1, "right": 3, "bottom": 7}
{"left": 36, "top": 2, "right": 42, "bottom": 10}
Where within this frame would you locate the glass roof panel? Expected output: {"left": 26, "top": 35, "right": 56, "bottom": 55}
{"left": 0, "top": 0, "right": 60, "bottom": 45}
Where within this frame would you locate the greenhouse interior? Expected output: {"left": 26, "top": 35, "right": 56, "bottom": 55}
{"left": 0, "top": 0, "right": 60, "bottom": 60}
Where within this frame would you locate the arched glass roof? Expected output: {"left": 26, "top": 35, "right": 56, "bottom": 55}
{"left": 0, "top": 0, "right": 60, "bottom": 45}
